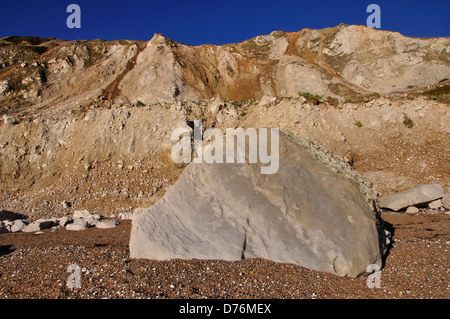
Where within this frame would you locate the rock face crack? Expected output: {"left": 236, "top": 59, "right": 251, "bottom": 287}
{"left": 241, "top": 217, "right": 250, "bottom": 260}
{"left": 241, "top": 228, "right": 247, "bottom": 260}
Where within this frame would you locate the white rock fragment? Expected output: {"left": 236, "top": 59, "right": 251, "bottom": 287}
{"left": 406, "top": 206, "right": 419, "bottom": 214}
{"left": 23, "top": 219, "right": 56, "bottom": 232}
{"left": 66, "top": 218, "right": 89, "bottom": 231}
{"left": 58, "top": 216, "right": 70, "bottom": 227}
{"left": 2, "top": 114, "right": 17, "bottom": 125}
{"left": 73, "top": 210, "right": 91, "bottom": 219}
{"left": 379, "top": 184, "right": 444, "bottom": 211}
{"left": 95, "top": 219, "right": 119, "bottom": 229}
{"left": 119, "top": 212, "right": 134, "bottom": 220}
{"left": 428, "top": 199, "right": 443, "bottom": 209}
{"left": 11, "top": 219, "right": 29, "bottom": 232}
{"left": 85, "top": 214, "right": 101, "bottom": 226}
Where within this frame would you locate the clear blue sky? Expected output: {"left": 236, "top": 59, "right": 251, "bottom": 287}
{"left": 0, "top": 0, "right": 448, "bottom": 45}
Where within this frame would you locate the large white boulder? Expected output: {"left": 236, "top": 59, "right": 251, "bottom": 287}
{"left": 130, "top": 131, "right": 385, "bottom": 277}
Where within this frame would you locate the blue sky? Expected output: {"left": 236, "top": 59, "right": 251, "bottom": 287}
{"left": 0, "top": 0, "right": 449, "bottom": 45}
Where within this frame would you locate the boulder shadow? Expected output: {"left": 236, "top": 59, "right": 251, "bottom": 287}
{"left": 381, "top": 220, "right": 395, "bottom": 269}
{"left": 0, "top": 210, "right": 27, "bottom": 221}
{"left": 0, "top": 245, "right": 15, "bottom": 257}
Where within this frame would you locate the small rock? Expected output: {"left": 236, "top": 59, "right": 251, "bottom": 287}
{"left": 62, "top": 201, "right": 71, "bottom": 208}
{"left": 11, "top": 219, "right": 29, "bottom": 232}
{"left": 2, "top": 114, "right": 17, "bottom": 125}
{"left": 443, "top": 192, "right": 450, "bottom": 210}
{"left": 73, "top": 210, "right": 91, "bottom": 219}
{"left": 95, "top": 219, "right": 119, "bottom": 229}
{"left": 119, "top": 212, "right": 134, "bottom": 220}
{"left": 428, "top": 199, "right": 443, "bottom": 209}
{"left": 34, "top": 231, "right": 44, "bottom": 235}
{"left": 23, "top": 219, "right": 55, "bottom": 232}
{"left": 85, "top": 214, "right": 101, "bottom": 226}
{"left": 66, "top": 218, "right": 89, "bottom": 231}
{"left": 58, "top": 216, "right": 70, "bottom": 227}
{"left": 379, "top": 184, "right": 444, "bottom": 211}
{"left": 258, "top": 95, "right": 277, "bottom": 108}
{"left": 406, "top": 206, "right": 419, "bottom": 214}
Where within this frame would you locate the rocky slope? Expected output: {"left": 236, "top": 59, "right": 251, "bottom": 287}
{"left": 1, "top": 24, "right": 449, "bottom": 110}
{"left": 0, "top": 24, "right": 449, "bottom": 219}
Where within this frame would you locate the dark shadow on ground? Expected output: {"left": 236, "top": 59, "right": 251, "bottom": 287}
{"left": 0, "top": 210, "right": 27, "bottom": 221}
{"left": 381, "top": 220, "right": 395, "bottom": 269}
{"left": 0, "top": 245, "right": 15, "bottom": 257}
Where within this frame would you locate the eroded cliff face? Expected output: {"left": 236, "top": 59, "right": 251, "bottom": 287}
{"left": 1, "top": 24, "right": 449, "bottom": 112}
{"left": 0, "top": 25, "right": 449, "bottom": 218}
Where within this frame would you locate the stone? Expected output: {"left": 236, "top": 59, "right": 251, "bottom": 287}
{"left": 23, "top": 219, "right": 55, "bottom": 232}
{"left": 10, "top": 219, "right": 29, "bottom": 232}
{"left": 258, "top": 95, "right": 277, "bottom": 107}
{"left": 119, "top": 212, "right": 134, "bottom": 220}
{"left": 0, "top": 80, "right": 11, "bottom": 95}
{"left": 66, "top": 218, "right": 89, "bottom": 231}
{"left": 85, "top": 214, "right": 101, "bottom": 226}
{"left": 130, "top": 131, "right": 384, "bottom": 278}
{"left": 2, "top": 115, "right": 17, "bottom": 125}
{"left": 95, "top": 219, "right": 119, "bottom": 229}
{"left": 428, "top": 199, "right": 443, "bottom": 209}
{"left": 58, "top": 216, "right": 70, "bottom": 227}
{"left": 62, "top": 201, "right": 71, "bottom": 208}
{"left": 73, "top": 210, "right": 91, "bottom": 219}
{"left": 379, "top": 184, "right": 444, "bottom": 211}
{"left": 406, "top": 206, "right": 419, "bottom": 214}
{"left": 443, "top": 191, "right": 450, "bottom": 210}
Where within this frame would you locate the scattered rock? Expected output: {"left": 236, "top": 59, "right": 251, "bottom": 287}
{"left": 406, "top": 206, "right": 419, "bottom": 214}
{"left": 58, "top": 216, "right": 70, "bottom": 227}
{"left": 428, "top": 199, "right": 443, "bottom": 209}
{"left": 379, "top": 184, "right": 444, "bottom": 211}
{"left": 85, "top": 214, "right": 101, "bottom": 226}
{"left": 23, "top": 219, "right": 56, "bottom": 233}
{"left": 119, "top": 212, "right": 134, "bottom": 220}
{"left": 258, "top": 95, "right": 277, "bottom": 107}
{"left": 0, "top": 80, "right": 12, "bottom": 95}
{"left": 95, "top": 219, "right": 119, "bottom": 229}
{"left": 10, "top": 219, "right": 29, "bottom": 232}
{"left": 73, "top": 210, "right": 91, "bottom": 219}
{"left": 2, "top": 114, "right": 17, "bottom": 125}
{"left": 66, "top": 218, "right": 89, "bottom": 231}
{"left": 62, "top": 201, "right": 71, "bottom": 208}
{"left": 443, "top": 193, "right": 450, "bottom": 210}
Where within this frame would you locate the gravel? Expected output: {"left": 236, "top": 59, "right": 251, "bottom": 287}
{"left": 0, "top": 210, "right": 449, "bottom": 299}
